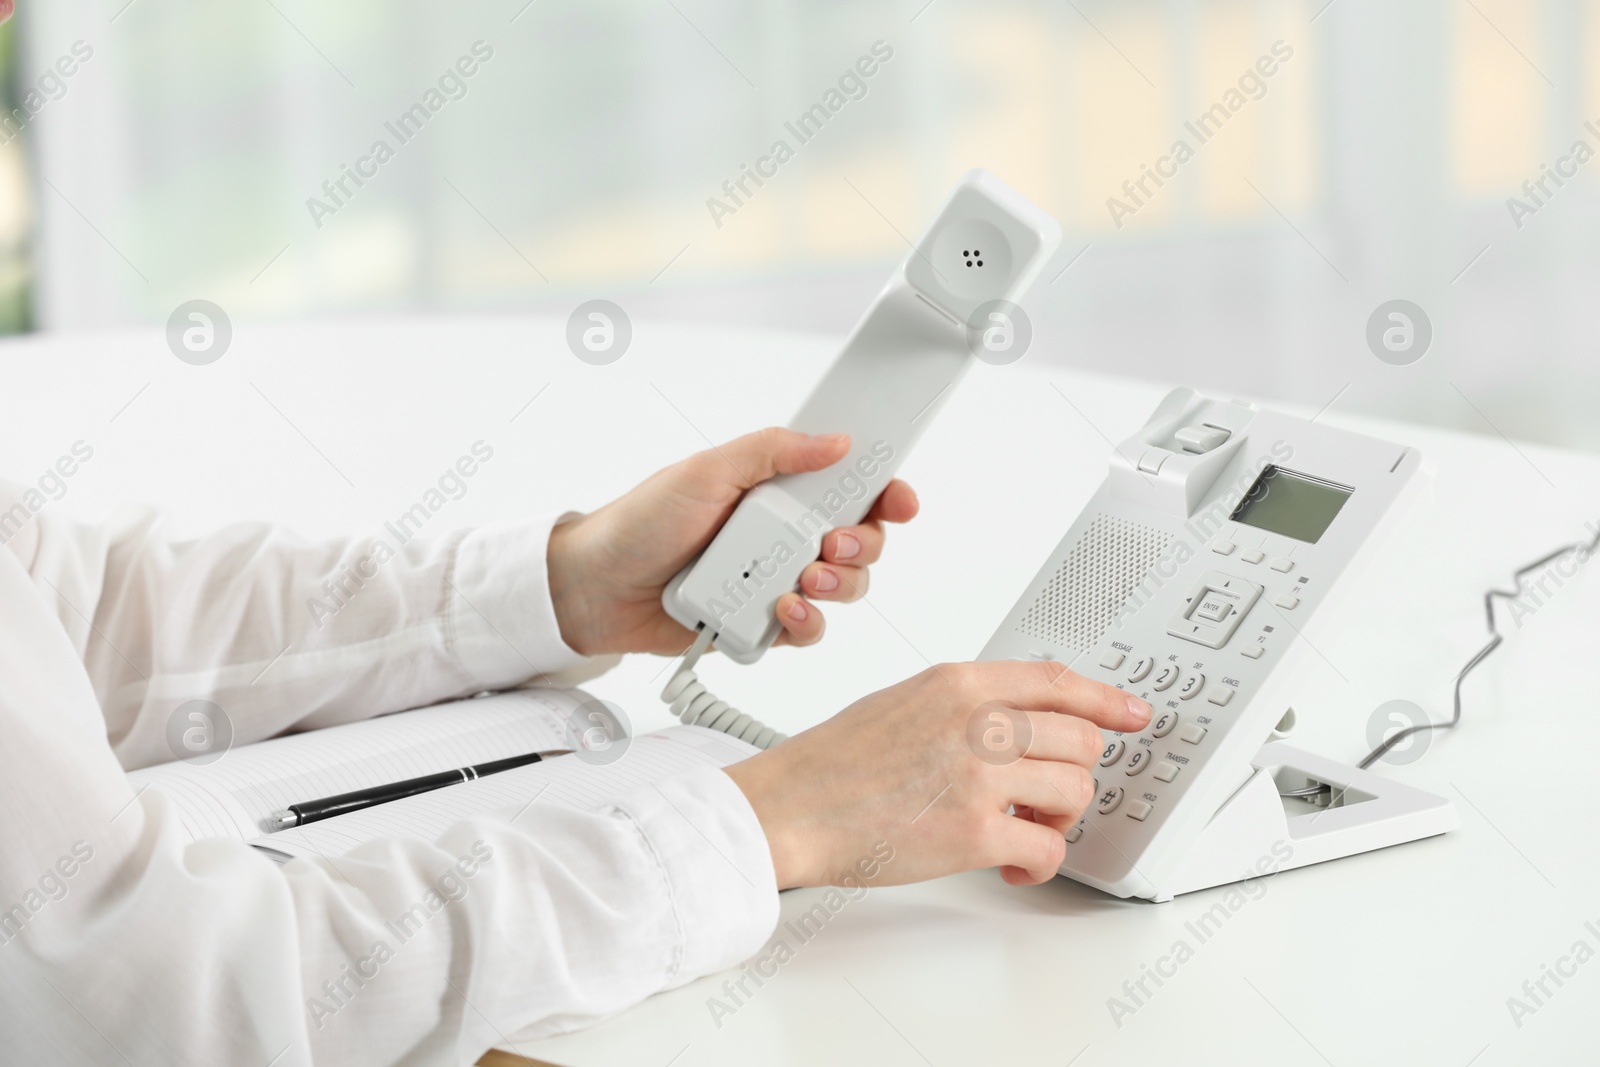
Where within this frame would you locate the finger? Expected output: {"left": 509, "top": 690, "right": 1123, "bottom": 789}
{"left": 865, "top": 479, "right": 919, "bottom": 525}
{"left": 1015, "top": 711, "right": 1105, "bottom": 768}
{"left": 694, "top": 428, "right": 851, "bottom": 491}
{"left": 1013, "top": 804, "right": 1078, "bottom": 838}
{"left": 943, "top": 659, "right": 1151, "bottom": 733}
{"left": 816, "top": 481, "right": 917, "bottom": 565}
{"left": 773, "top": 592, "right": 824, "bottom": 647}
{"left": 987, "top": 813, "right": 1067, "bottom": 885}
{"left": 800, "top": 562, "right": 868, "bottom": 603}
{"left": 999, "top": 759, "right": 1095, "bottom": 817}
{"left": 821, "top": 523, "right": 884, "bottom": 566}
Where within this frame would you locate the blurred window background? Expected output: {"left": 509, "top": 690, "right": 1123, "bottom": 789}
{"left": 0, "top": 16, "right": 32, "bottom": 333}
{"left": 6, "top": 0, "right": 1599, "bottom": 448}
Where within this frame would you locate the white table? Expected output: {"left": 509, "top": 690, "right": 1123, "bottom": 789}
{"left": 5, "top": 317, "right": 1597, "bottom": 1067}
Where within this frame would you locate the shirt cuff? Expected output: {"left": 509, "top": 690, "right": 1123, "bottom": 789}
{"left": 606, "top": 764, "right": 779, "bottom": 985}
{"left": 448, "top": 514, "right": 592, "bottom": 689}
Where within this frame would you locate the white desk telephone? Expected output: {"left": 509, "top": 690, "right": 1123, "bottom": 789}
{"left": 978, "top": 388, "right": 1459, "bottom": 900}
{"left": 658, "top": 170, "right": 1458, "bottom": 901}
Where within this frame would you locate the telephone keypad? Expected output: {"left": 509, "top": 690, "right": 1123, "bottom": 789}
{"left": 1089, "top": 626, "right": 1252, "bottom": 840}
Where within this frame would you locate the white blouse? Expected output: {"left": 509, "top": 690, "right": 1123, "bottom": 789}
{"left": 0, "top": 481, "right": 779, "bottom": 1065}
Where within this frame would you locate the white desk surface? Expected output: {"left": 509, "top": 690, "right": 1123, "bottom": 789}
{"left": 4, "top": 316, "right": 1598, "bottom": 1067}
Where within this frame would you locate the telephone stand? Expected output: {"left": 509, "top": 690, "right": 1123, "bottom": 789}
{"left": 1150, "top": 742, "right": 1459, "bottom": 902}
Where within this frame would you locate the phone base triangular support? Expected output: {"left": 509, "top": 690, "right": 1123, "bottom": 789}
{"left": 1148, "top": 742, "right": 1460, "bottom": 902}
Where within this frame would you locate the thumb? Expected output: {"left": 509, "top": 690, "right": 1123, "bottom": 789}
{"left": 700, "top": 427, "right": 851, "bottom": 490}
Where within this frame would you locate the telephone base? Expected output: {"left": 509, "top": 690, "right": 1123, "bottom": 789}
{"left": 1148, "top": 742, "right": 1459, "bottom": 902}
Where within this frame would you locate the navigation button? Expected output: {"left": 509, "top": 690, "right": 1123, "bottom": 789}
{"left": 1195, "top": 597, "right": 1231, "bottom": 623}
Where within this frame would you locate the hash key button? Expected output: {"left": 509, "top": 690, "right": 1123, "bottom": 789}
{"left": 1096, "top": 786, "right": 1125, "bottom": 814}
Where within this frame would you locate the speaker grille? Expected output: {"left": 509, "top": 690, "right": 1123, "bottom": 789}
{"left": 1016, "top": 513, "right": 1173, "bottom": 653}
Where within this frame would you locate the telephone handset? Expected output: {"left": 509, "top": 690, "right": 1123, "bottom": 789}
{"left": 663, "top": 169, "right": 1060, "bottom": 666}
{"left": 980, "top": 388, "right": 1459, "bottom": 901}
{"left": 659, "top": 170, "right": 1060, "bottom": 746}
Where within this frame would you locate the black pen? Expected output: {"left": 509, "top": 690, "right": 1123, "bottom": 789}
{"left": 267, "top": 750, "right": 569, "bottom": 831}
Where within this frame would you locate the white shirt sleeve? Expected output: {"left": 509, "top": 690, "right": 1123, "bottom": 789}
{"left": 0, "top": 485, "right": 780, "bottom": 1066}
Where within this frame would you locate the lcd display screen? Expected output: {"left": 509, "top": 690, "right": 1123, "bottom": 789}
{"left": 1229, "top": 466, "right": 1352, "bottom": 544}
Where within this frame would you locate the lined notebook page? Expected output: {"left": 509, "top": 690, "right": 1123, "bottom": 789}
{"left": 255, "top": 726, "right": 759, "bottom": 860}
{"left": 125, "top": 689, "right": 591, "bottom": 843}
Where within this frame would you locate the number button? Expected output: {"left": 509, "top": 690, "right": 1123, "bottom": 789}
{"left": 1099, "top": 739, "right": 1126, "bottom": 767}
{"left": 1127, "top": 656, "right": 1154, "bottom": 683}
{"left": 1124, "top": 748, "right": 1149, "bottom": 776}
{"left": 1178, "top": 672, "right": 1205, "bottom": 700}
{"left": 1151, "top": 711, "right": 1178, "bottom": 738}
{"left": 1096, "top": 786, "right": 1125, "bottom": 814}
{"left": 1152, "top": 664, "right": 1180, "bottom": 691}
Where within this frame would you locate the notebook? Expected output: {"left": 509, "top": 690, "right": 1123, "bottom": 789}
{"left": 122, "top": 688, "right": 761, "bottom": 862}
